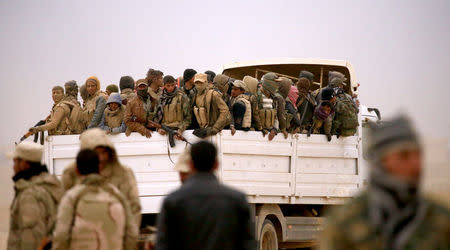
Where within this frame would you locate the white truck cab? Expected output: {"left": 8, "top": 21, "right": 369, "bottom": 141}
{"left": 44, "top": 59, "right": 380, "bottom": 249}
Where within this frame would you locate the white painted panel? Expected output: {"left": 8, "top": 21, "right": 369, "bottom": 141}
{"left": 223, "top": 171, "right": 291, "bottom": 182}
{"left": 53, "top": 158, "right": 74, "bottom": 175}
{"left": 140, "top": 196, "right": 165, "bottom": 214}
{"left": 135, "top": 172, "right": 179, "bottom": 183}
{"left": 222, "top": 154, "right": 290, "bottom": 173}
{"left": 296, "top": 174, "right": 359, "bottom": 184}
{"left": 222, "top": 141, "right": 293, "bottom": 156}
{"left": 138, "top": 182, "right": 181, "bottom": 196}
{"left": 297, "top": 157, "right": 357, "bottom": 174}
{"left": 225, "top": 183, "right": 291, "bottom": 196}
{"left": 296, "top": 184, "right": 358, "bottom": 197}
{"left": 120, "top": 154, "right": 181, "bottom": 173}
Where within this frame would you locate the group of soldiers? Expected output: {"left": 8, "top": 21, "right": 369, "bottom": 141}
{"left": 28, "top": 67, "right": 360, "bottom": 142}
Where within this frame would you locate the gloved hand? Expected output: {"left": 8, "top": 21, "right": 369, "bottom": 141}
{"left": 281, "top": 130, "right": 288, "bottom": 139}
{"left": 230, "top": 126, "right": 236, "bottom": 136}
{"left": 29, "top": 127, "right": 39, "bottom": 134}
{"left": 268, "top": 129, "right": 276, "bottom": 141}
{"left": 193, "top": 128, "right": 209, "bottom": 138}
{"left": 326, "top": 134, "right": 332, "bottom": 142}
{"left": 262, "top": 129, "right": 268, "bottom": 137}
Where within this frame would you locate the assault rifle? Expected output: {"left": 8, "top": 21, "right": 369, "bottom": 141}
{"left": 147, "top": 120, "right": 190, "bottom": 147}
{"left": 17, "top": 120, "right": 46, "bottom": 145}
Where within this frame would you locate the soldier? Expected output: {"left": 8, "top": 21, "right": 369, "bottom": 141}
{"left": 146, "top": 69, "right": 164, "bottom": 102}
{"left": 29, "top": 86, "right": 72, "bottom": 135}
{"left": 119, "top": 75, "right": 137, "bottom": 105}
{"left": 320, "top": 115, "right": 450, "bottom": 249}
{"left": 332, "top": 87, "right": 359, "bottom": 137}
{"left": 61, "top": 128, "right": 142, "bottom": 226}
{"left": 213, "top": 74, "right": 232, "bottom": 106}
{"left": 156, "top": 75, "right": 191, "bottom": 139}
{"left": 256, "top": 72, "right": 288, "bottom": 140}
{"left": 278, "top": 77, "right": 301, "bottom": 133}
{"left": 181, "top": 68, "right": 197, "bottom": 102}
{"left": 242, "top": 75, "right": 263, "bottom": 131}
{"left": 296, "top": 71, "right": 317, "bottom": 133}
{"left": 99, "top": 93, "right": 126, "bottom": 134}
{"left": 106, "top": 83, "right": 119, "bottom": 96}
{"left": 329, "top": 77, "right": 358, "bottom": 112}
{"left": 124, "top": 79, "right": 157, "bottom": 138}
{"left": 156, "top": 141, "right": 256, "bottom": 250}
{"left": 53, "top": 149, "right": 138, "bottom": 250}
{"left": 84, "top": 76, "right": 108, "bottom": 129}
{"left": 7, "top": 141, "right": 63, "bottom": 250}
{"left": 229, "top": 80, "right": 252, "bottom": 135}
{"left": 63, "top": 80, "right": 84, "bottom": 134}
{"left": 192, "top": 73, "right": 230, "bottom": 138}
{"left": 79, "top": 84, "right": 88, "bottom": 107}
{"left": 205, "top": 70, "right": 216, "bottom": 87}
{"left": 309, "top": 87, "right": 336, "bottom": 141}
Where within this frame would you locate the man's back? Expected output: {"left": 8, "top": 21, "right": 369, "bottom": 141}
{"left": 156, "top": 172, "right": 255, "bottom": 250}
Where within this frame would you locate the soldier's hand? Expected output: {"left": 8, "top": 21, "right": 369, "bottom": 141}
{"left": 193, "top": 128, "right": 208, "bottom": 138}
{"left": 29, "top": 127, "right": 39, "bottom": 134}
{"left": 268, "top": 129, "right": 276, "bottom": 141}
{"left": 292, "top": 127, "right": 300, "bottom": 134}
{"left": 174, "top": 129, "right": 183, "bottom": 140}
{"left": 158, "top": 128, "right": 166, "bottom": 135}
{"left": 282, "top": 130, "right": 288, "bottom": 139}
{"left": 326, "top": 134, "right": 332, "bottom": 142}
{"left": 145, "top": 129, "right": 152, "bottom": 138}
{"left": 262, "top": 129, "right": 268, "bottom": 137}
{"left": 231, "top": 126, "right": 236, "bottom": 136}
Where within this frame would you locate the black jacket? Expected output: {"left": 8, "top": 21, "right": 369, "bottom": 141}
{"left": 156, "top": 172, "right": 256, "bottom": 250}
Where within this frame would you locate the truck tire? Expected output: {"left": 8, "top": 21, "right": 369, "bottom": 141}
{"left": 260, "top": 219, "right": 278, "bottom": 250}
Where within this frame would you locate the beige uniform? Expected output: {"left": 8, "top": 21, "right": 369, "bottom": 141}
{"left": 35, "top": 101, "right": 71, "bottom": 135}
{"left": 193, "top": 89, "right": 230, "bottom": 133}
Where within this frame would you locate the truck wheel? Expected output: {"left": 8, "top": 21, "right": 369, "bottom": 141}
{"left": 260, "top": 219, "right": 278, "bottom": 250}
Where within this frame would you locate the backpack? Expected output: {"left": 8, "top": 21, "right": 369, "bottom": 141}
{"left": 62, "top": 101, "right": 85, "bottom": 134}
{"left": 336, "top": 98, "right": 359, "bottom": 129}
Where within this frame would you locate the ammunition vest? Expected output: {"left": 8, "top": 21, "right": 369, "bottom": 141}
{"left": 104, "top": 105, "right": 125, "bottom": 128}
{"left": 193, "top": 89, "right": 214, "bottom": 128}
{"left": 257, "top": 91, "right": 277, "bottom": 129}
{"left": 233, "top": 94, "right": 252, "bottom": 129}
{"left": 162, "top": 92, "right": 184, "bottom": 128}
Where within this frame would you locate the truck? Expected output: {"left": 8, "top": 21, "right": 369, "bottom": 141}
{"left": 43, "top": 58, "right": 380, "bottom": 249}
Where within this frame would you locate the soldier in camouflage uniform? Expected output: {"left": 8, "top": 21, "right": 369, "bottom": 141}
{"left": 62, "top": 80, "right": 84, "bottom": 134}
{"left": 320, "top": 115, "right": 450, "bottom": 250}
{"left": 242, "top": 75, "right": 263, "bottom": 131}
{"left": 61, "top": 128, "right": 142, "bottom": 227}
{"left": 7, "top": 142, "right": 63, "bottom": 250}
{"left": 331, "top": 84, "right": 359, "bottom": 137}
{"left": 192, "top": 73, "right": 230, "bottom": 138}
{"left": 53, "top": 149, "right": 138, "bottom": 250}
{"left": 181, "top": 69, "right": 198, "bottom": 130}
{"left": 119, "top": 75, "right": 136, "bottom": 105}
{"left": 99, "top": 93, "right": 126, "bottom": 134}
{"left": 296, "top": 71, "right": 316, "bottom": 133}
{"left": 29, "top": 86, "right": 72, "bottom": 135}
{"left": 256, "top": 72, "right": 288, "bottom": 140}
{"left": 146, "top": 69, "right": 163, "bottom": 102}
{"left": 156, "top": 75, "right": 192, "bottom": 138}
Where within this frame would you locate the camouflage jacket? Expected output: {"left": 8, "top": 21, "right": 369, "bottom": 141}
{"left": 99, "top": 105, "right": 126, "bottom": 134}
{"left": 193, "top": 88, "right": 230, "bottom": 133}
{"left": 320, "top": 192, "right": 450, "bottom": 250}
{"left": 61, "top": 160, "right": 142, "bottom": 226}
{"left": 158, "top": 90, "right": 192, "bottom": 132}
{"left": 53, "top": 174, "right": 138, "bottom": 250}
{"left": 332, "top": 95, "right": 359, "bottom": 136}
{"left": 8, "top": 172, "right": 63, "bottom": 250}
{"left": 246, "top": 93, "right": 262, "bottom": 130}
{"left": 35, "top": 101, "right": 71, "bottom": 135}
{"left": 124, "top": 95, "right": 156, "bottom": 136}
{"left": 120, "top": 88, "right": 137, "bottom": 105}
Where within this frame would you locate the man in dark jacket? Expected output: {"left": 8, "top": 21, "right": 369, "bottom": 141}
{"left": 156, "top": 141, "right": 256, "bottom": 250}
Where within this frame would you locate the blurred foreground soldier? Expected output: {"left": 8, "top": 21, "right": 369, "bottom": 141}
{"left": 61, "top": 128, "right": 142, "bottom": 226}
{"left": 243, "top": 76, "right": 262, "bottom": 131}
{"left": 124, "top": 80, "right": 156, "bottom": 138}
{"left": 296, "top": 71, "right": 316, "bottom": 133}
{"left": 156, "top": 75, "right": 191, "bottom": 138}
{"left": 192, "top": 73, "right": 230, "bottom": 138}
{"left": 53, "top": 149, "right": 138, "bottom": 250}
{"left": 84, "top": 76, "right": 108, "bottom": 128}
{"left": 174, "top": 148, "right": 192, "bottom": 183}
{"left": 257, "top": 72, "right": 287, "bottom": 140}
{"left": 156, "top": 141, "right": 256, "bottom": 250}
{"left": 119, "top": 75, "right": 136, "bottom": 105}
{"left": 320, "top": 115, "right": 450, "bottom": 250}
{"left": 106, "top": 84, "right": 119, "bottom": 96}
{"left": 99, "top": 93, "right": 126, "bottom": 134}
{"left": 7, "top": 142, "right": 63, "bottom": 250}
{"left": 29, "top": 86, "right": 71, "bottom": 135}
{"left": 229, "top": 80, "right": 252, "bottom": 134}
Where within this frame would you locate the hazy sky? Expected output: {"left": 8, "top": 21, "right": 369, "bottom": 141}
{"left": 0, "top": 0, "right": 449, "bottom": 146}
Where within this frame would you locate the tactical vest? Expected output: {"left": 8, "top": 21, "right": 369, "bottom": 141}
{"left": 104, "top": 105, "right": 125, "bottom": 128}
{"left": 62, "top": 100, "right": 84, "bottom": 134}
{"left": 233, "top": 94, "right": 252, "bottom": 129}
{"left": 48, "top": 102, "right": 71, "bottom": 135}
{"left": 193, "top": 89, "right": 214, "bottom": 128}
{"left": 162, "top": 92, "right": 184, "bottom": 128}
{"left": 257, "top": 91, "right": 277, "bottom": 129}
